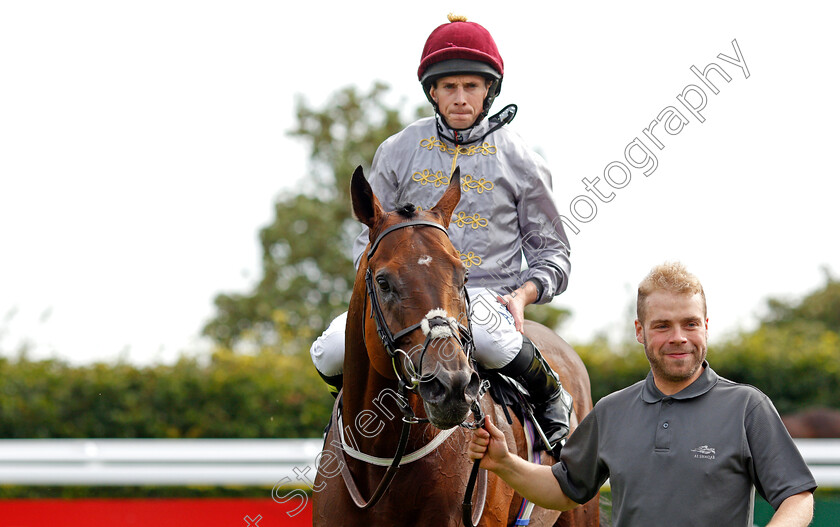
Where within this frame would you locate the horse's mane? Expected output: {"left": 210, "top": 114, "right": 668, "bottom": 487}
{"left": 394, "top": 202, "right": 417, "bottom": 218}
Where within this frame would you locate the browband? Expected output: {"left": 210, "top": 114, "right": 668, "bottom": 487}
{"left": 366, "top": 220, "right": 449, "bottom": 260}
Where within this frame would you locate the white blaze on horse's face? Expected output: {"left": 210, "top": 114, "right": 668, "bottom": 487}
{"left": 418, "top": 255, "right": 432, "bottom": 266}
{"left": 420, "top": 308, "right": 459, "bottom": 340}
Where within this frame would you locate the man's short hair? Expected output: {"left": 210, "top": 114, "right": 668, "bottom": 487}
{"left": 637, "top": 261, "right": 706, "bottom": 323}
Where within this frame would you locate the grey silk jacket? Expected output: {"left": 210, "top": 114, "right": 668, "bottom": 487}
{"left": 352, "top": 110, "right": 571, "bottom": 304}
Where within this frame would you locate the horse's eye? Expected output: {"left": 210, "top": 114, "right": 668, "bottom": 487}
{"left": 376, "top": 277, "right": 391, "bottom": 292}
{"left": 463, "top": 269, "right": 469, "bottom": 284}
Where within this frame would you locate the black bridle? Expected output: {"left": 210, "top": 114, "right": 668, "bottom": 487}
{"left": 336, "top": 218, "right": 487, "bottom": 525}
{"left": 364, "top": 220, "right": 475, "bottom": 393}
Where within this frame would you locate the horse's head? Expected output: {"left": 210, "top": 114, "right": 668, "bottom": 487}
{"left": 351, "top": 166, "right": 481, "bottom": 429}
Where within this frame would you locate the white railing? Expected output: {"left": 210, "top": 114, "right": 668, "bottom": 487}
{"left": 0, "top": 439, "right": 323, "bottom": 486}
{"left": 0, "top": 438, "right": 838, "bottom": 487}
{"left": 793, "top": 439, "right": 840, "bottom": 488}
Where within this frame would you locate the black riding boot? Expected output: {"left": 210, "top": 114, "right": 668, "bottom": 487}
{"left": 498, "top": 336, "right": 572, "bottom": 457}
{"left": 317, "top": 370, "right": 343, "bottom": 399}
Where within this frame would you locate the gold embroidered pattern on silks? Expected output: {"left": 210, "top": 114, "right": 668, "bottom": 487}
{"left": 453, "top": 211, "right": 489, "bottom": 230}
{"left": 420, "top": 137, "right": 450, "bottom": 153}
{"left": 419, "top": 137, "right": 498, "bottom": 156}
{"left": 412, "top": 169, "right": 450, "bottom": 187}
{"left": 412, "top": 170, "right": 495, "bottom": 195}
{"left": 457, "top": 251, "right": 482, "bottom": 268}
{"left": 462, "top": 174, "right": 494, "bottom": 193}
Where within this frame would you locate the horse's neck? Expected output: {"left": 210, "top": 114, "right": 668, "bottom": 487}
{"left": 341, "top": 269, "right": 434, "bottom": 456}
{"left": 342, "top": 364, "right": 432, "bottom": 457}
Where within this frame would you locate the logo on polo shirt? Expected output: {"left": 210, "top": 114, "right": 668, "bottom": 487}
{"left": 691, "top": 445, "right": 716, "bottom": 460}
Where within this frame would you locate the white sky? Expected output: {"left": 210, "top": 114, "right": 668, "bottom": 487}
{"left": 1, "top": 1, "right": 838, "bottom": 365}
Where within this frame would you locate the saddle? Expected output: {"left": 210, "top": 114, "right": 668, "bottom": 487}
{"left": 478, "top": 368, "right": 574, "bottom": 453}
{"left": 479, "top": 369, "right": 530, "bottom": 427}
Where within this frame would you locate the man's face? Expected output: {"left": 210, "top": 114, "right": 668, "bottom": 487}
{"left": 429, "top": 74, "right": 490, "bottom": 130}
{"left": 635, "top": 290, "right": 708, "bottom": 395}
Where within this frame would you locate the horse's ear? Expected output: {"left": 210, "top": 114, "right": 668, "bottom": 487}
{"left": 431, "top": 167, "right": 461, "bottom": 228}
{"left": 350, "top": 165, "right": 383, "bottom": 228}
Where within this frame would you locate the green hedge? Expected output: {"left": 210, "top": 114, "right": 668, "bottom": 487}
{"left": 575, "top": 327, "right": 840, "bottom": 414}
{"left": 712, "top": 325, "right": 840, "bottom": 415}
{"left": 0, "top": 350, "right": 332, "bottom": 439}
{"left": 1, "top": 327, "right": 837, "bottom": 440}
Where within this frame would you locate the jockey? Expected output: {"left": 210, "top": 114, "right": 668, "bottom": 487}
{"left": 310, "top": 14, "right": 574, "bottom": 456}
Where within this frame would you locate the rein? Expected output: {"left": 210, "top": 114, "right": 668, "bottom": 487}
{"left": 335, "top": 218, "right": 488, "bottom": 525}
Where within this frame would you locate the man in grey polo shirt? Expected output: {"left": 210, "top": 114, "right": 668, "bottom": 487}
{"left": 468, "top": 262, "right": 816, "bottom": 526}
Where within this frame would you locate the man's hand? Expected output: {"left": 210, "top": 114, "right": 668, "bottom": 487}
{"left": 497, "top": 281, "right": 539, "bottom": 333}
{"left": 469, "top": 415, "right": 511, "bottom": 472}
{"left": 468, "top": 414, "right": 579, "bottom": 511}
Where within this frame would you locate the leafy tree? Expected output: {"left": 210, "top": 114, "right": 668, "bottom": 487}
{"left": 525, "top": 304, "right": 572, "bottom": 333}
{"left": 712, "top": 268, "right": 840, "bottom": 414}
{"left": 203, "top": 83, "right": 415, "bottom": 351}
{"left": 576, "top": 269, "right": 840, "bottom": 409}
{"left": 763, "top": 267, "right": 840, "bottom": 335}
{"left": 713, "top": 325, "right": 840, "bottom": 415}
{"left": 575, "top": 336, "right": 650, "bottom": 403}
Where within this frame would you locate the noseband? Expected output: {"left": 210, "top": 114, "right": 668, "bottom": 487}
{"left": 364, "top": 219, "right": 475, "bottom": 392}
{"left": 339, "top": 218, "right": 488, "bottom": 525}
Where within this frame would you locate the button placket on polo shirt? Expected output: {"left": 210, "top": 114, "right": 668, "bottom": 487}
{"left": 654, "top": 398, "right": 674, "bottom": 453}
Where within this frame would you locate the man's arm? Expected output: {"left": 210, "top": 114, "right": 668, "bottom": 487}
{"left": 744, "top": 393, "right": 816, "bottom": 525}
{"left": 514, "top": 147, "right": 571, "bottom": 303}
{"left": 469, "top": 415, "right": 578, "bottom": 511}
{"left": 765, "top": 491, "right": 814, "bottom": 527}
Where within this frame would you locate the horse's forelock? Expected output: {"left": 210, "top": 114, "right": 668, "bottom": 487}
{"left": 394, "top": 202, "right": 417, "bottom": 218}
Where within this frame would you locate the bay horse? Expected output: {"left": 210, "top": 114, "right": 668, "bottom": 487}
{"left": 782, "top": 407, "right": 840, "bottom": 438}
{"left": 312, "top": 167, "right": 600, "bottom": 526}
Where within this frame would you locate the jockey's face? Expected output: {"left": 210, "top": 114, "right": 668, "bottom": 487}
{"left": 429, "top": 74, "right": 490, "bottom": 130}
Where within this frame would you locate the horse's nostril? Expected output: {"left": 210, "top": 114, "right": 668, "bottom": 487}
{"left": 419, "top": 370, "right": 480, "bottom": 406}
{"left": 466, "top": 371, "right": 481, "bottom": 399}
{"left": 419, "top": 377, "right": 447, "bottom": 404}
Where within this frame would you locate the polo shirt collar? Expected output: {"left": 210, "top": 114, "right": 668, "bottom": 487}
{"left": 641, "top": 361, "right": 719, "bottom": 403}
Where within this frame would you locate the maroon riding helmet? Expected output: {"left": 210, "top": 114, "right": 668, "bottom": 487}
{"left": 418, "top": 14, "right": 504, "bottom": 125}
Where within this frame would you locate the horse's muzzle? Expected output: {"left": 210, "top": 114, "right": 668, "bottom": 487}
{"left": 419, "top": 368, "right": 481, "bottom": 429}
